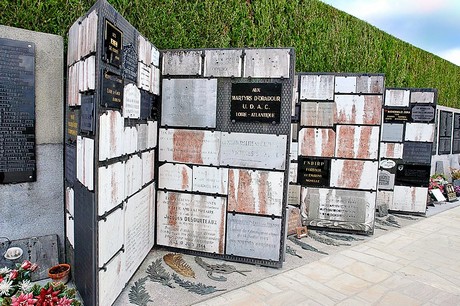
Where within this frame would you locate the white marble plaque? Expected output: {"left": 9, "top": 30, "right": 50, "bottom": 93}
{"left": 147, "top": 121, "right": 158, "bottom": 149}
{"left": 98, "top": 162, "right": 125, "bottom": 215}
{"left": 300, "top": 102, "right": 334, "bottom": 126}
{"left": 289, "top": 162, "right": 298, "bottom": 183}
{"left": 66, "top": 213, "right": 74, "bottom": 248}
{"left": 335, "top": 125, "right": 380, "bottom": 159}
{"left": 356, "top": 75, "right": 384, "bottom": 94}
{"left": 159, "top": 129, "right": 221, "bottom": 165}
{"left": 376, "top": 190, "right": 394, "bottom": 208}
{"left": 151, "top": 66, "right": 160, "bottom": 95}
{"left": 410, "top": 91, "right": 435, "bottom": 103}
{"left": 98, "top": 207, "right": 124, "bottom": 264}
{"left": 138, "top": 62, "right": 151, "bottom": 91}
{"left": 158, "top": 163, "right": 192, "bottom": 191}
{"left": 220, "top": 132, "right": 287, "bottom": 170}
{"left": 299, "top": 74, "right": 335, "bottom": 101}
{"left": 65, "top": 187, "right": 74, "bottom": 216}
{"left": 99, "top": 111, "right": 124, "bottom": 160}
{"left": 78, "top": 60, "right": 84, "bottom": 92}
{"left": 137, "top": 123, "right": 148, "bottom": 151}
{"left": 192, "top": 166, "right": 229, "bottom": 194}
{"left": 298, "top": 128, "right": 336, "bottom": 157}
{"left": 98, "top": 252, "right": 124, "bottom": 306}
{"left": 204, "top": 49, "right": 242, "bottom": 77}
{"left": 142, "top": 150, "right": 155, "bottom": 186}
{"left": 77, "top": 136, "right": 94, "bottom": 190}
{"left": 88, "top": 10, "right": 98, "bottom": 54}
{"left": 125, "top": 155, "right": 143, "bottom": 197}
{"left": 137, "top": 35, "right": 151, "bottom": 65}
{"left": 335, "top": 76, "right": 356, "bottom": 93}
{"left": 228, "top": 169, "right": 284, "bottom": 217}
{"left": 290, "top": 141, "right": 298, "bottom": 161}
{"left": 392, "top": 186, "right": 428, "bottom": 213}
{"left": 162, "top": 50, "right": 202, "bottom": 75}
{"left": 157, "top": 192, "right": 226, "bottom": 254}
{"left": 378, "top": 170, "right": 395, "bottom": 189}
{"left": 86, "top": 55, "right": 96, "bottom": 91}
{"left": 330, "top": 159, "right": 378, "bottom": 190}
{"left": 404, "top": 123, "right": 435, "bottom": 142}
{"left": 385, "top": 89, "right": 410, "bottom": 107}
{"left": 380, "top": 142, "right": 404, "bottom": 159}
{"left": 334, "top": 95, "right": 382, "bottom": 125}
{"left": 243, "top": 49, "right": 290, "bottom": 78}
{"left": 123, "top": 84, "right": 141, "bottom": 118}
{"left": 161, "top": 79, "right": 218, "bottom": 128}
{"left": 123, "top": 126, "right": 138, "bottom": 155}
{"left": 151, "top": 46, "right": 160, "bottom": 67}
{"left": 226, "top": 214, "right": 281, "bottom": 261}
{"left": 288, "top": 184, "right": 301, "bottom": 205}
{"left": 381, "top": 123, "right": 404, "bottom": 142}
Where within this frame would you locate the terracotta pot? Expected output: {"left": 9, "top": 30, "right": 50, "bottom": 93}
{"left": 48, "top": 263, "right": 70, "bottom": 284}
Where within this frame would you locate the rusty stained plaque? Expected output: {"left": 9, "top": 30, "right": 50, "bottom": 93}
{"left": 76, "top": 136, "right": 94, "bottom": 190}
{"left": 335, "top": 125, "right": 380, "bottom": 159}
{"left": 243, "top": 48, "right": 290, "bottom": 78}
{"left": 123, "top": 126, "right": 138, "bottom": 155}
{"left": 225, "top": 214, "right": 281, "bottom": 261}
{"left": 159, "top": 129, "right": 221, "bottom": 165}
{"left": 335, "top": 95, "right": 382, "bottom": 125}
{"left": 161, "top": 78, "right": 218, "bottom": 128}
{"left": 299, "top": 74, "right": 334, "bottom": 101}
{"left": 378, "top": 170, "right": 395, "bottom": 190}
{"left": 98, "top": 207, "right": 123, "bottom": 264}
{"left": 227, "top": 169, "right": 284, "bottom": 217}
{"left": 99, "top": 111, "right": 124, "bottom": 161}
{"left": 125, "top": 155, "right": 143, "bottom": 198}
{"left": 157, "top": 192, "right": 226, "bottom": 254}
{"left": 123, "top": 83, "right": 141, "bottom": 118}
{"left": 330, "top": 159, "right": 378, "bottom": 190}
{"left": 192, "top": 166, "right": 229, "bottom": 195}
{"left": 220, "top": 132, "right": 287, "bottom": 170}
{"left": 98, "top": 162, "right": 125, "bottom": 215}
{"left": 404, "top": 123, "right": 435, "bottom": 142}
{"left": 137, "top": 62, "right": 151, "bottom": 92}
{"left": 385, "top": 89, "right": 410, "bottom": 107}
{"left": 204, "top": 49, "right": 242, "bottom": 77}
{"left": 289, "top": 162, "right": 298, "bottom": 183}
{"left": 298, "top": 128, "right": 335, "bottom": 157}
{"left": 147, "top": 121, "right": 158, "bottom": 149}
{"left": 287, "top": 205, "right": 302, "bottom": 235}
{"left": 410, "top": 91, "right": 435, "bottom": 103}
{"left": 158, "top": 163, "right": 192, "bottom": 191}
{"left": 98, "top": 252, "right": 124, "bottom": 306}
{"left": 288, "top": 184, "right": 301, "bottom": 205}
{"left": 391, "top": 186, "right": 428, "bottom": 213}
{"left": 403, "top": 142, "right": 432, "bottom": 165}
{"left": 380, "top": 142, "right": 404, "bottom": 159}
{"left": 334, "top": 76, "right": 356, "bottom": 93}
{"left": 376, "top": 190, "right": 394, "bottom": 209}
{"left": 381, "top": 123, "right": 404, "bottom": 142}
{"left": 356, "top": 75, "right": 384, "bottom": 94}
{"left": 300, "top": 102, "right": 334, "bottom": 127}
{"left": 162, "top": 50, "right": 202, "bottom": 76}
{"left": 142, "top": 150, "right": 155, "bottom": 185}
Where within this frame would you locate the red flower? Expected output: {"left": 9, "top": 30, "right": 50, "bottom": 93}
{"left": 9, "top": 270, "right": 18, "bottom": 280}
{"left": 29, "top": 264, "right": 39, "bottom": 272}
{"left": 11, "top": 292, "right": 38, "bottom": 305}
{"left": 0, "top": 276, "right": 3, "bottom": 282}
{"left": 36, "top": 287, "right": 60, "bottom": 306}
{"left": 56, "top": 296, "right": 73, "bottom": 306}
{"left": 21, "top": 260, "right": 32, "bottom": 270}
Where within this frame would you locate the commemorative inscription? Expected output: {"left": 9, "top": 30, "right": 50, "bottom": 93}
{"left": 101, "top": 71, "right": 123, "bottom": 108}
{"left": 67, "top": 110, "right": 79, "bottom": 142}
{"left": 104, "top": 20, "right": 122, "bottom": 67}
{"left": 80, "top": 95, "right": 94, "bottom": 133}
{"left": 383, "top": 108, "right": 411, "bottom": 123}
{"left": 395, "top": 164, "right": 430, "bottom": 187}
{"left": 0, "top": 38, "right": 36, "bottom": 183}
{"left": 231, "top": 83, "right": 282, "bottom": 123}
{"left": 402, "top": 142, "right": 432, "bottom": 165}
{"left": 298, "top": 157, "right": 331, "bottom": 187}
{"left": 411, "top": 105, "right": 435, "bottom": 122}
{"left": 122, "top": 44, "right": 138, "bottom": 82}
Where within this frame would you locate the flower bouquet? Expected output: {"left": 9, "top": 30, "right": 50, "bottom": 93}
{"left": 429, "top": 173, "right": 448, "bottom": 194}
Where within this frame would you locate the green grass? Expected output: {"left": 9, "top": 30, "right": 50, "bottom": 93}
{"left": 1, "top": 0, "right": 458, "bottom": 106}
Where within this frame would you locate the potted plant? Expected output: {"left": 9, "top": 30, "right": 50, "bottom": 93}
{"left": 450, "top": 168, "right": 460, "bottom": 186}
{"left": 48, "top": 264, "right": 70, "bottom": 285}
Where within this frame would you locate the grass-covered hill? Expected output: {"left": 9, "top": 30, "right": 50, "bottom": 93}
{"left": 1, "top": 0, "right": 458, "bottom": 106}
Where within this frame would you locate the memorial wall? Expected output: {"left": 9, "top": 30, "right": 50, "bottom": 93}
{"left": 377, "top": 88, "right": 437, "bottom": 214}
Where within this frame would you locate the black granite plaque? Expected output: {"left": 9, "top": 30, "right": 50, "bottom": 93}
{"left": 231, "top": 83, "right": 282, "bottom": 123}
{"left": 411, "top": 104, "right": 435, "bottom": 122}
{"left": 439, "top": 111, "right": 452, "bottom": 137}
{"left": 80, "top": 95, "right": 94, "bottom": 133}
{"left": 395, "top": 164, "right": 430, "bottom": 187}
{"left": 104, "top": 20, "right": 122, "bottom": 68}
{"left": 65, "top": 144, "right": 76, "bottom": 186}
{"left": 101, "top": 71, "right": 123, "bottom": 108}
{"left": 140, "top": 90, "right": 153, "bottom": 119}
{"left": 122, "top": 44, "right": 138, "bottom": 82}
{"left": 454, "top": 114, "right": 460, "bottom": 129}
{"left": 298, "top": 157, "right": 331, "bottom": 187}
{"left": 438, "top": 137, "right": 452, "bottom": 155}
{"left": 67, "top": 109, "right": 79, "bottom": 142}
{"left": 402, "top": 142, "right": 432, "bottom": 165}
{"left": 383, "top": 108, "right": 411, "bottom": 123}
{"left": 0, "top": 38, "right": 36, "bottom": 183}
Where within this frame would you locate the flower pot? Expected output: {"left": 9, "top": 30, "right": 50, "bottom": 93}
{"left": 48, "top": 263, "right": 70, "bottom": 284}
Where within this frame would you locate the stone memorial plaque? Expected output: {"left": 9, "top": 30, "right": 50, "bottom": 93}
{"left": 99, "top": 110, "right": 124, "bottom": 160}
{"left": 162, "top": 50, "right": 202, "bottom": 75}
{"left": 391, "top": 186, "right": 427, "bottom": 213}
{"left": 220, "top": 132, "right": 287, "bottom": 170}
{"left": 395, "top": 164, "right": 430, "bottom": 187}
{"left": 151, "top": 46, "right": 160, "bottom": 67}
{"left": 226, "top": 214, "right": 281, "bottom": 261}
{"left": 65, "top": 187, "right": 74, "bottom": 217}
{"left": 454, "top": 113, "right": 460, "bottom": 129}
{"left": 378, "top": 170, "right": 395, "bottom": 189}
{"left": 298, "top": 157, "right": 331, "bottom": 187}
{"left": 291, "top": 104, "right": 300, "bottom": 122}
{"left": 298, "top": 128, "right": 335, "bottom": 157}
{"left": 151, "top": 66, "right": 160, "bottom": 95}
{"left": 157, "top": 192, "right": 226, "bottom": 254}
{"left": 383, "top": 108, "right": 411, "bottom": 123}
{"left": 287, "top": 205, "right": 302, "bottom": 235}
{"left": 204, "top": 49, "right": 242, "bottom": 77}
{"left": 140, "top": 91, "right": 154, "bottom": 120}
{"left": 290, "top": 140, "right": 298, "bottom": 160}
{"left": 142, "top": 150, "right": 155, "bottom": 186}
{"left": 0, "top": 38, "right": 36, "bottom": 183}
{"left": 335, "top": 125, "right": 380, "bottom": 159}
{"left": 122, "top": 43, "right": 138, "bottom": 82}
{"left": 137, "top": 35, "right": 151, "bottom": 65}
{"left": 381, "top": 124, "right": 404, "bottom": 142}
{"left": 300, "top": 102, "right": 334, "bottom": 127}
{"left": 243, "top": 48, "right": 290, "bottom": 78}
{"left": 98, "top": 162, "right": 125, "bottom": 215}
{"left": 98, "top": 207, "right": 123, "bottom": 264}
{"left": 123, "top": 126, "right": 138, "bottom": 155}
{"left": 65, "top": 144, "right": 76, "bottom": 185}
{"left": 158, "top": 163, "right": 192, "bottom": 191}
{"left": 192, "top": 166, "right": 229, "bottom": 195}
{"left": 330, "top": 159, "right": 378, "bottom": 190}
{"left": 228, "top": 169, "right": 284, "bottom": 216}
{"left": 335, "top": 95, "right": 382, "bottom": 125}
{"left": 67, "top": 109, "right": 79, "bottom": 142}
{"left": 356, "top": 75, "right": 384, "bottom": 94}
{"left": 137, "top": 62, "right": 151, "bottom": 92}
{"left": 376, "top": 191, "right": 393, "bottom": 210}
{"left": 76, "top": 137, "right": 94, "bottom": 190}
{"left": 288, "top": 184, "right": 301, "bottom": 205}
{"left": 385, "top": 89, "right": 410, "bottom": 107}
{"left": 289, "top": 162, "right": 298, "bottom": 183}
{"left": 125, "top": 155, "right": 143, "bottom": 197}
{"left": 230, "top": 83, "right": 282, "bottom": 123}
{"left": 162, "top": 79, "right": 218, "bottom": 127}
{"left": 291, "top": 76, "right": 298, "bottom": 116}
{"left": 380, "top": 142, "right": 403, "bottom": 159}
{"left": 402, "top": 142, "right": 432, "bottom": 165}
{"left": 101, "top": 70, "right": 123, "bottom": 108}
{"left": 84, "top": 56, "right": 96, "bottom": 91}
{"left": 299, "top": 74, "right": 334, "bottom": 101}
{"left": 67, "top": 21, "right": 79, "bottom": 65}
{"left": 334, "top": 76, "right": 356, "bottom": 93}
{"left": 147, "top": 121, "right": 158, "bottom": 149}
{"left": 66, "top": 213, "right": 74, "bottom": 248}
{"left": 411, "top": 105, "right": 435, "bottom": 122}
{"left": 410, "top": 91, "right": 435, "bottom": 103}
{"left": 404, "top": 123, "right": 435, "bottom": 142}
{"left": 137, "top": 123, "right": 147, "bottom": 151}
{"left": 80, "top": 94, "right": 94, "bottom": 133}
{"left": 98, "top": 253, "right": 124, "bottom": 306}
{"left": 104, "top": 20, "right": 122, "bottom": 68}
{"left": 439, "top": 111, "right": 453, "bottom": 137}
{"left": 159, "top": 129, "right": 221, "bottom": 165}
{"left": 123, "top": 83, "right": 141, "bottom": 118}
{"left": 453, "top": 139, "right": 460, "bottom": 154}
